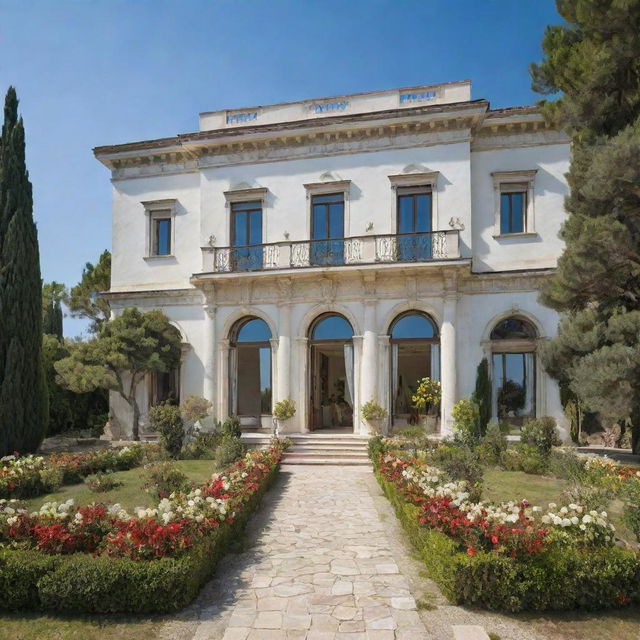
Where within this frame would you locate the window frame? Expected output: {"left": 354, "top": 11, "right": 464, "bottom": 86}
{"left": 388, "top": 172, "right": 439, "bottom": 234}
{"left": 303, "top": 179, "right": 351, "bottom": 240}
{"left": 491, "top": 170, "right": 537, "bottom": 238}
{"left": 142, "top": 199, "right": 177, "bottom": 260}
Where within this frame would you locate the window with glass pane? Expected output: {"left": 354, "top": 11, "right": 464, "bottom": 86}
{"left": 311, "top": 193, "right": 344, "bottom": 266}
{"left": 231, "top": 201, "right": 263, "bottom": 271}
{"left": 492, "top": 352, "right": 535, "bottom": 421}
{"left": 397, "top": 190, "right": 432, "bottom": 261}
{"left": 500, "top": 189, "right": 526, "bottom": 234}
{"left": 153, "top": 218, "right": 171, "bottom": 256}
{"left": 151, "top": 369, "right": 179, "bottom": 406}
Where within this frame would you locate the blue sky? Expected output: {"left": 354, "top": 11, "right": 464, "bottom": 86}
{"left": 0, "top": 0, "right": 560, "bottom": 337}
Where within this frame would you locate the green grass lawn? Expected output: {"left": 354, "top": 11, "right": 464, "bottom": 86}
{"left": 23, "top": 459, "right": 218, "bottom": 512}
{"left": 483, "top": 468, "right": 636, "bottom": 547}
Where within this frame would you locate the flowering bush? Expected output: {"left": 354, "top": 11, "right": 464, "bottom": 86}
{"left": 411, "top": 377, "right": 441, "bottom": 414}
{"left": 0, "top": 444, "right": 285, "bottom": 561}
{"left": 376, "top": 451, "right": 616, "bottom": 559}
{"left": 0, "top": 445, "right": 150, "bottom": 499}
{"left": 85, "top": 471, "right": 123, "bottom": 493}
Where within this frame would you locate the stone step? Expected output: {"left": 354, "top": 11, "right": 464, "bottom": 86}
{"left": 285, "top": 450, "right": 369, "bottom": 459}
{"left": 282, "top": 456, "right": 371, "bottom": 466}
{"left": 288, "top": 445, "right": 368, "bottom": 452}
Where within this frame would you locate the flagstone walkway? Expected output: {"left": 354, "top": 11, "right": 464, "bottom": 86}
{"left": 190, "top": 465, "right": 429, "bottom": 640}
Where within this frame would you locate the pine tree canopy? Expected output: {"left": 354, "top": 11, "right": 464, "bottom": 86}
{"left": 532, "top": 0, "right": 640, "bottom": 452}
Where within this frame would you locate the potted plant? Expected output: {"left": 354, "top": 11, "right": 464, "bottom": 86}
{"left": 361, "top": 399, "right": 388, "bottom": 435}
{"left": 273, "top": 398, "right": 296, "bottom": 435}
{"left": 411, "top": 377, "right": 441, "bottom": 432}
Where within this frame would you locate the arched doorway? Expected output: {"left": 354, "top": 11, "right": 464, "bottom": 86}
{"left": 229, "top": 317, "right": 272, "bottom": 427}
{"left": 308, "top": 313, "right": 354, "bottom": 431}
{"left": 490, "top": 316, "right": 537, "bottom": 426}
{"left": 389, "top": 311, "right": 440, "bottom": 427}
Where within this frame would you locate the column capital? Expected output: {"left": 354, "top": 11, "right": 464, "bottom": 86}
{"left": 203, "top": 302, "right": 216, "bottom": 319}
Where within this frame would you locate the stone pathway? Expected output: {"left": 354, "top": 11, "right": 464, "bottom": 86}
{"left": 190, "top": 465, "right": 429, "bottom": 640}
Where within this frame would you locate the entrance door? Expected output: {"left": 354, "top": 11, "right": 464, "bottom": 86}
{"left": 308, "top": 314, "right": 354, "bottom": 431}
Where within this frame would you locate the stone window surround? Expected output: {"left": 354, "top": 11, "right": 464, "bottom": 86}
{"left": 223, "top": 187, "right": 269, "bottom": 246}
{"left": 388, "top": 172, "right": 439, "bottom": 234}
{"left": 491, "top": 170, "right": 537, "bottom": 238}
{"left": 303, "top": 179, "right": 352, "bottom": 240}
{"left": 142, "top": 198, "right": 177, "bottom": 260}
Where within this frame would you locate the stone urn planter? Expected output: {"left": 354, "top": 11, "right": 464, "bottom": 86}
{"left": 273, "top": 399, "right": 296, "bottom": 436}
{"left": 361, "top": 399, "right": 388, "bottom": 436}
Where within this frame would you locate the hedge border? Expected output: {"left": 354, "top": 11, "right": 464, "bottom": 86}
{"left": 0, "top": 461, "right": 280, "bottom": 614}
{"left": 374, "top": 467, "right": 640, "bottom": 612}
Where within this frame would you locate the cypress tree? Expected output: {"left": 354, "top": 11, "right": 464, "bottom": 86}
{"left": 472, "top": 358, "right": 492, "bottom": 436}
{"left": 0, "top": 87, "right": 47, "bottom": 454}
{"left": 531, "top": 1, "right": 640, "bottom": 453}
{"left": 43, "top": 298, "right": 63, "bottom": 340}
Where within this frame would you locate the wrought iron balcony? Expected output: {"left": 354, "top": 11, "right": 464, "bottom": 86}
{"left": 202, "top": 230, "right": 460, "bottom": 274}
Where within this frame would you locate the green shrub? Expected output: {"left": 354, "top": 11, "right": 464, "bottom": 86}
{"left": 520, "top": 417, "right": 561, "bottom": 456}
{"left": 214, "top": 436, "right": 245, "bottom": 468}
{"left": 273, "top": 398, "right": 296, "bottom": 421}
{"left": 39, "top": 467, "right": 63, "bottom": 493}
{"left": 368, "top": 435, "right": 385, "bottom": 461}
{"left": 548, "top": 448, "right": 586, "bottom": 482}
{"left": 85, "top": 471, "right": 123, "bottom": 493}
{"left": 0, "top": 550, "right": 61, "bottom": 610}
{"left": 477, "top": 422, "right": 508, "bottom": 465}
{"left": 148, "top": 403, "right": 184, "bottom": 458}
{"left": 182, "top": 432, "right": 220, "bottom": 460}
{"left": 219, "top": 416, "right": 241, "bottom": 440}
{"left": 452, "top": 398, "right": 481, "bottom": 446}
{"left": 500, "top": 444, "right": 548, "bottom": 475}
{"left": 361, "top": 399, "right": 387, "bottom": 422}
{"left": 561, "top": 484, "right": 613, "bottom": 513}
{"left": 620, "top": 478, "right": 640, "bottom": 543}
{"left": 180, "top": 395, "right": 212, "bottom": 424}
{"left": 143, "top": 462, "right": 188, "bottom": 500}
{"left": 429, "top": 444, "right": 483, "bottom": 501}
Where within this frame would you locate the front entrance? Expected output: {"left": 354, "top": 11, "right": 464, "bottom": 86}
{"left": 308, "top": 314, "right": 354, "bottom": 431}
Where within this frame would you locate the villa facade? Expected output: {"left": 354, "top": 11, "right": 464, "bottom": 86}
{"left": 94, "top": 80, "right": 570, "bottom": 439}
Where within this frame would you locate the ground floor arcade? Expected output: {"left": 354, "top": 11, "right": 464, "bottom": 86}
{"left": 106, "top": 267, "right": 566, "bottom": 440}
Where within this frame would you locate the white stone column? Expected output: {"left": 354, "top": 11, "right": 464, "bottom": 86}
{"left": 360, "top": 300, "right": 378, "bottom": 435}
{"left": 202, "top": 303, "right": 216, "bottom": 410}
{"left": 295, "top": 337, "right": 309, "bottom": 433}
{"left": 277, "top": 303, "right": 291, "bottom": 403}
{"left": 218, "top": 339, "right": 230, "bottom": 422}
{"left": 440, "top": 294, "right": 457, "bottom": 436}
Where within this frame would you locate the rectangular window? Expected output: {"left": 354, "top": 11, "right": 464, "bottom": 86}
{"left": 150, "top": 369, "right": 180, "bottom": 407}
{"left": 396, "top": 188, "right": 432, "bottom": 261}
{"left": 492, "top": 352, "right": 535, "bottom": 424}
{"left": 231, "top": 201, "right": 263, "bottom": 271}
{"left": 311, "top": 193, "right": 344, "bottom": 266}
{"left": 152, "top": 217, "right": 171, "bottom": 256}
{"left": 499, "top": 188, "right": 526, "bottom": 235}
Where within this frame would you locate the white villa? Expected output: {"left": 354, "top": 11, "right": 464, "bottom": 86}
{"left": 94, "top": 80, "right": 570, "bottom": 440}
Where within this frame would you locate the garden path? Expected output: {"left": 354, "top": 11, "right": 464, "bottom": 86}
{"left": 160, "top": 465, "right": 544, "bottom": 640}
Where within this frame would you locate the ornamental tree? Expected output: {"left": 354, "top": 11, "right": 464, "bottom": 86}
{"left": 0, "top": 87, "right": 48, "bottom": 455}
{"left": 55, "top": 307, "right": 182, "bottom": 440}
{"left": 531, "top": 0, "right": 640, "bottom": 453}
{"left": 42, "top": 281, "right": 65, "bottom": 340}
{"left": 472, "top": 358, "right": 492, "bottom": 436}
{"left": 66, "top": 249, "right": 111, "bottom": 334}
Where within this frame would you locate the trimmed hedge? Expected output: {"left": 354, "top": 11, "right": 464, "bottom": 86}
{"left": 375, "top": 469, "right": 640, "bottom": 612}
{"left": 0, "top": 462, "right": 278, "bottom": 613}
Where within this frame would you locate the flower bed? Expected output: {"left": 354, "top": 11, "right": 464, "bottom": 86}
{"left": 0, "top": 443, "right": 284, "bottom": 613}
{"left": 0, "top": 445, "right": 150, "bottom": 499}
{"left": 373, "top": 446, "right": 640, "bottom": 611}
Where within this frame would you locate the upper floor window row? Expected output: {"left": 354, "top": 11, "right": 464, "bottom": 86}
{"left": 492, "top": 170, "right": 537, "bottom": 238}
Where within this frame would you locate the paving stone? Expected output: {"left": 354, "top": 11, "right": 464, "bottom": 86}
{"left": 254, "top": 611, "right": 282, "bottom": 629}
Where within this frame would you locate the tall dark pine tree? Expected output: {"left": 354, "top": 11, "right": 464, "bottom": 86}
{"left": 531, "top": 1, "right": 640, "bottom": 453}
{"left": 0, "top": 87, "right": 48, "bottom": 454}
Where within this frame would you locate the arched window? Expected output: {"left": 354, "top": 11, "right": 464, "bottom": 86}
{"left": 229, "top": 317, "right": 272, "bottom": 419}
{"left": 490, "top": 316, "right": 537, "bottom": 425}
{"left": 389, "top": 311, "right": 440, "bottom": 424}
{"left": 308, "top": 314, "right": 354, "bottom": 430}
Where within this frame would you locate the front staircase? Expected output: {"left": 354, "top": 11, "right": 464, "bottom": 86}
{"left": 241, "top": 432, "right": 370, "bottom": 465}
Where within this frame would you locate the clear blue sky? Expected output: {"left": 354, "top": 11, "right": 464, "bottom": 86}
{"left": 0, "top": 0, "right": 560, "bottom": 337}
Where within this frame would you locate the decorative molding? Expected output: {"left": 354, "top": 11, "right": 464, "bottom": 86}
{"left": 223, "top": 186, "right": 268, "bottom": 205}
{"left": 388, "top": 171, "right": 439, "bottom": 189}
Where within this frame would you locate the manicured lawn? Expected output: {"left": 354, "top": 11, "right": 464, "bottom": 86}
{"left": 0, "top": 614, "right": 174, "bottom": 640}
{"left": 483, "top": 468, "right": 637, "bottom": 547}
{"left": 22, "top": 459, "right": 218, "bottom": 512}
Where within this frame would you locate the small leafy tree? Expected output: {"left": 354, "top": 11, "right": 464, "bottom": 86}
{"left": 472, "top": 358, "right": 492, "bottom": 437}
{"left": 55, "top": 307, "right": 181, "bottom": 440}
{"left": 66, "top": 250, "right": 111, "bottom": 334}
{"left": 411, "top": 377, "right": 441, "bottom": 415}
{"left": 452, "top": 397, "right": 480, "bottom": 446}
{"left": 149, "top": 403, "right": 183, "bottom": 458}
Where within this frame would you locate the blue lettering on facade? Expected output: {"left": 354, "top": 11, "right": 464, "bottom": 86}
{"left": 226, "top": 112, "right": 258, "bottom": 125}
{"left": 309, "top": 101, "right": 349, "bottom": 114}
{"left": 400, "top": 91, "right": 437, "bottom": 104}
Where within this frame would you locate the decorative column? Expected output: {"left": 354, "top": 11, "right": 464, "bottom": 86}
{"left": 360, "top": 300, "right": 378, "bottom": 434}
{"left": 218, "top": 338, "right": 230, "bottom": 422}
{"left": 277, "top": 302, "right": 291, "bottom": 404}
{"left": 440, "top": 270, "right": 458, "bottom": 436}
{"left": 294, "top": 336, "right": 309, "bottom": 433}
{"left": 202, "top": 301, "right": 216, "bottom": 411}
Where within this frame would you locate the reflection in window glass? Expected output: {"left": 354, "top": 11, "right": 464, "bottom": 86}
{"left": 492, "top": 352, "right": 534, "bottom": 420}
{"left": 154, "top": 219, "right": 171, "bottom": 255}
{"left": 237, "top": 318, "right": 271, "bottom": 342}
{"left": 311, "top": 315, "right": 353, "bottom": 340}
{"left": 391, "top": 314, "right": 437, "bottom": 339}
{"left": 500, "top": 191, "right": 525, "bottom": 234}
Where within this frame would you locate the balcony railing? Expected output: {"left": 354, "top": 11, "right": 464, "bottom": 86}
{"left": 203, "top": 230, "right": 460, "bottom": 274}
